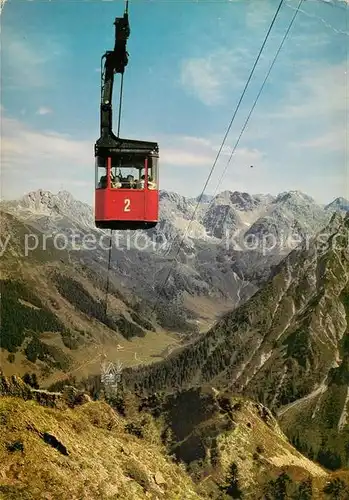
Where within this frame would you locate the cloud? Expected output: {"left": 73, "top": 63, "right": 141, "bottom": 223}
{"left": 179, "top": 0, "right": 346, "bottom": 109}
{"left": 1, "top": 115, "right": 92, "bottom": 202}
{"left": 217, "top": 146, "right": 265, "bottom": 164}
{"left": 1, "top": 115, "right": 267, "bottom": 204}
{"left": 264, "top": 61, "right": 346, "bottom": 120}
{"left": 36, "top": 107, "right": 53, "bottom": 116}
{"left": 157, "top": 133, "right": 267, "bottom": 198}
{"left": 160, "top": 147, "right": 272, "bottom": 200}
{"left": 319, "top": 0, "right": 349, "bottom": 5}
{"left": 161, "top": 149, "right": 213, "bottom": 167}
{"left": 245, "top": 0, "right": 282, "bottom": 28}
{"left": 160, "top": 134, "right": 264, "bottom": 170}
{"left": 161, "top": 136, "right": 214, "bottom": 167}
{"left": 285, "top": 0, "right": 349, "bottom": 36}
{"left": 1, "top": 115, "right": 346, "bottom": 206}
{"left": 208, "top": 146, "right": 267, "bottom": 196}
{"left": 291, "top": 127, "right": 346, "bottom": 152}
{"left": 180, "top": 48, "right": 250, "bottom": 106}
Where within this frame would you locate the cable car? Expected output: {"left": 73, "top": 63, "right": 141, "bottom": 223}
{"left": 94, "top": 1, "right": 160, "bottom": 231}
{"left": 95, "top": 138, "right": 159, "bottom": 230}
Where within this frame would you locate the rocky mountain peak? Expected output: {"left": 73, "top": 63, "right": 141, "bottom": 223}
{"left": 274, "top": 190, "right": 316, "bottom": 206}
{"left": 325, "top": 197, "right": 349, "bottom": 212}
{"left": 212, "top": 190, "right": 260, "bottom": 211}
{"left": 1, "top": 189, "right": 95, "bottom": 230}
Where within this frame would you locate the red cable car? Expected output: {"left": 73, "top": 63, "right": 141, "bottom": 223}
{"left": 94, "top": 2, "right": 159, "bottom": 231}
{"left": 95, "top": 139, "right": 159, "bottom": 230}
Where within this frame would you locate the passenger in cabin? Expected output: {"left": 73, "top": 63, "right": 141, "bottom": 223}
{"left": 148, "top": 176, "right": 157, "bottom": 190}
{"left": 138, "top": 175, "right": 145, "bottom": 189}
{"left": 137, "top": 175, "right": 156, "bottom": 189}
{"left": 98, "top": 171, "right": 121, "bottom": 189}
{"left": 111, "top": 175, "right": 122, "bottom": 188}
{"left": 116, "top": 170, "right": 126, "bottom": 188}
{"left": 126, "top": 174, "right": 136, "bottom": 188}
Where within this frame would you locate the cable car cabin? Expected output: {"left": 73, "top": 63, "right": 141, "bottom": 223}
{"left": 94, "top": 5, "right": 159, "bottom": 230}
{"left": 94, "top": 138, "right": 159, "bottom": 230}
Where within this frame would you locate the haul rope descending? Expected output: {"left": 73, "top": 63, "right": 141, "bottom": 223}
{"left": 102, "top": 0, "right": 130, "bottom": 318}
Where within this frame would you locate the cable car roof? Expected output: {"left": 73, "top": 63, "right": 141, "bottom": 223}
{"left": 95, "top": 135, "right": 159, "bottom": 157}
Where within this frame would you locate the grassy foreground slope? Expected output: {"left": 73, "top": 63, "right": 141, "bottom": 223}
{"left": 0, "top": 395, "right": 202, "bottom": 500}
{"left": 1, "top": 373, "right": 349, "bottom": 499}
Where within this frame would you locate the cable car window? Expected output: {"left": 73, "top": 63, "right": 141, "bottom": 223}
{"left": 137, "top": 157, "right": 158, "bottom": 190}
{"left": 142, "top": 156, "right": 158, "bottom": 190}
{"left": 119, "top": 166, "right": 139, "bottom": 188}
{"left": 111, "top": 157, "right": 145, "bottom": 189}
{"left": 96, "top": 157, "right": 108, "bottom": 189}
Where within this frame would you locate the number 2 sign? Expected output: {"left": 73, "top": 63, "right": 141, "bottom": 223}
{"left": 124, "top": 198, "right": 131, "bottom": 212}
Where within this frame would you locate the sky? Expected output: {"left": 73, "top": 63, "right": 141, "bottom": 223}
{"left": 1, "top": 0, "right": 348, "bottom": 205}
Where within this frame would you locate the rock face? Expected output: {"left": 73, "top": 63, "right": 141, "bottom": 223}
{"left": 122, "top": 212, "right": 349, "bottom": 468}
{"left": 0, "top": 188, "right": 336, "bottom": 247}
{"left": 0, "top": 371, "right": 63, "bottom": 407}
{"left": 243, "top": 191, "right": 330, "bottom": 254}
{"left": 123, "top": 212, "right": 348, "bottom": 394}
{"left": 1, "top": 185, "right": 349, "bottom": 497}
{"left": 0, "top": 187, "right": 344, "bottom": 385}
{"left": 1, "top": 189, "right": 95, "bottom": 231}
{"left": 135, "top": 387, "right": 332, "bottom": 498}
{"left": 0, "top": 371, "right": 32, "bottom": 399}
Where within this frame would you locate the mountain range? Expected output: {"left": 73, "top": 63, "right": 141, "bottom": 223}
{"left": 2, "top": 188, "right": 346, "bottom": 306}
{"left": 0, "top": 188, "right": 347, "bottom": 382}
{"left": 1, "top": 187, "right": 349, "bottom": 497}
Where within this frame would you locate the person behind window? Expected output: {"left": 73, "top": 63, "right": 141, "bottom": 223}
{"left": 126, "top": 174, "right": 136, "bottom": 188}
{"left": 138, "top": 174, "right": 145, "bottom": 189}
{"left": 111, "top": 175, "right": 122, "bottom": 188}
{"left": 148, "top": 176, "right": 157, "bottom": 189}
{"left": 137, "top": 174, "right": 156, "bottom": 189}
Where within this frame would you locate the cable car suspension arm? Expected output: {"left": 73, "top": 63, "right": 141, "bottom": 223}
{"left": 100, "top": 0, "right": 130, "bottom": 139}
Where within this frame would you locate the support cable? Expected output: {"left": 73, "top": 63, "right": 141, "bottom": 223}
{"left": 210, "top": 0, "right": 304, "bottom": 241}
{"left": 151, "top": 0, "right": 286, "bottom": 314}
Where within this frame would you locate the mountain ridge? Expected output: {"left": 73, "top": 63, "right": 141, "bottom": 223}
{"left": 0, "top": 187, "right": 339, "bottom": 299}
